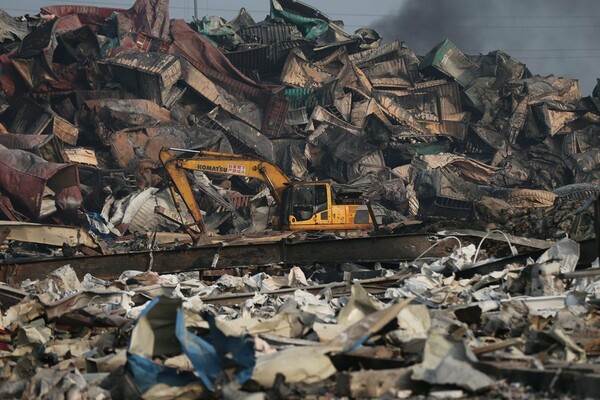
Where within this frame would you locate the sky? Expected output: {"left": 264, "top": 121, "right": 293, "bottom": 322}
{"left": 1, "top": 0, "right": 598, "bottom": 94}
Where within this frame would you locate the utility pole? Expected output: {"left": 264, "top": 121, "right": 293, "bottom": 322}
{"left": 194, "top": 0, "right": 198, "bottom": 19}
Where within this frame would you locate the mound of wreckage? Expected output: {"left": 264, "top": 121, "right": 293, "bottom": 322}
{"left": 1, "top": 0, "right": 600, "bottom": 398}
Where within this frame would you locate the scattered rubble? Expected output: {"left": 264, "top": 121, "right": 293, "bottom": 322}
{"left": 0, "top": 0, "right": 600, "bottom": 398}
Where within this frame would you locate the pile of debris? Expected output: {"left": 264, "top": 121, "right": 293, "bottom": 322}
{"left": 0, "top": 0, "right": 598, "bottom": 252}
{"left": 0, "top": 0, "right": 600, "bottom": 398}
{"left": 1, "top": 238, "right": 599, "bottom": 398}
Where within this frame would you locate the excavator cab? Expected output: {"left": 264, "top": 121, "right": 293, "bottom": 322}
{"left": 282, "top": 182, "right": 332, "bottom": 229}
{"left": 281, "top": 182, "right": 372, "bottom": 231}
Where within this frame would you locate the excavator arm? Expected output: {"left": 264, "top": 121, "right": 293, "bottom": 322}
{"left": 159, "top": 148, "right": 292, "bottom": 234}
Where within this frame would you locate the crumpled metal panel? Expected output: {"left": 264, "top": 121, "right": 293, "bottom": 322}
{"left": 226, "top": 40, "right": 313, "bottom": 78}
{"left": 101, "top": 52, "right": 181, "bottom": 106}
{"left": 280, "top": 50, "right": 335, "bottom": 89}
{"left": 82, "top": 98, "right": 172, "bottom": 145}
{"left": 40, "top": 5, "right": 125, "bottom": 19}
{"left": 0, "top": 9, "right": 28, "bottom": 42}
{"left": 109, "top": 124, "right": 232, "bottom": 168}
{"left": 169, "top": 19, "right": 288, "bottom": 137}
{"left": 0, "top": 134, "right": 53, "bottom": 151}
{"left": 9, "top": 97, "right": 53, "bottom": 136}
{"left": 283, "top": 81, "right": 338, "bottom": 109}
{"left": 170, "top": 19, "right": 259, "bottom": 88}
{"left": 271, "top": 138, "right": 308, "bottom": 179}
{"left": 116, "top": 0, "right": 170, "bottom": 41}
{"left": 362, "top": 58, "right": 413, "bottom": 88}
{"left": 420, "top": 39, "right": 479, "bottom": 87}
{"left": 0, "top": 145, "right": 82, "bottom": 220}
{"left": 11, "top": 15, "right": 99, "bottom": 92}
{"left": 237, "top": 23, "right": 303, "bottom": 45}
{"left": 206, "top": 108, "right": 275, "bottom": 163}
{"left": 373, "top": 91, "right": 428, "bottom": 136}
{"left": 349, "top": 41, "right": 401, "bottom": 67}
{"left": 9, "top": 97, "right": 79, "bottom": 145}
{"left": 182, "top": 62, "right": 263, "bottom": 131}
{"left": 308, "top": 122, "right": 378, "bottom": 164}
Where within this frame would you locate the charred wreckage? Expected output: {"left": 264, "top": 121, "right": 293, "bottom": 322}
{"left": 0, "top": 0, "right": 600, "bottom": 399}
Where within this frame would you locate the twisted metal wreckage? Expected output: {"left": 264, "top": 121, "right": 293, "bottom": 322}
{"left": 0, "top": 0, "right": 600, "bottom": 398}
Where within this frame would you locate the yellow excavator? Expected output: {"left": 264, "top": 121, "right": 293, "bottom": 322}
{"left": 159, "top": 148, "right": 372, "bottom": 240}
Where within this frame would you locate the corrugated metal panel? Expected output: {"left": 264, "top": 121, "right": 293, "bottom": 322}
{"left": 286, "top": 108, "right": 310, "bottom": 126}
{"left": 348, "top": 40, "right": 400, "bottom": 68}
{"left": 170, "top": 19, "right": 287, "bottom": 138}
{"left": 412, "top": 81, "right": 463, "bottom": 117}
{"left": 263, "top": 94, "right": 288, "bottom": 137}
{"left": 237, "top": 23, "right": 302, "bottom": 45}
{"left": 280, "top": 52, "right": 336, "bottom": 89}
{"left": 101, "top": 52, "right": 181, "bottom": 106}
{"left": 183, "top": 64, "right": 263, "bottom": 131}
{"left": 9, "top": 97, "right": 54, "bottom": 136}
{"left": 363, "top": 58, "right": 413, "bottom": 88}
{"left": 226, "top": 40, "right": 313, "bottom": 77}
{"left": 271, "top": 138, "right": 308, "bottom": 179}
{"left": 226, "top": 193, "right": 253, "bottom": 209}
{"left": 283, "top": 81, "right": 337, "bottom": 109}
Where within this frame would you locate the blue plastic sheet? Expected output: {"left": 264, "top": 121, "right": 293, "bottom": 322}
{"left": 126, "top": 296, "right": 255, "bottom": 393}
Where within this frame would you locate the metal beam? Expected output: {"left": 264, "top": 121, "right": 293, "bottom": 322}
{"left": 0, "top": 234, "right": 448, "bottom": 284}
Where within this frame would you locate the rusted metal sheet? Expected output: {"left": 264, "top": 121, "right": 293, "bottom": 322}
{"left": 9, "top": 97, "right": 54, "bottom": 136}
{"left": 115, "top": 0, "right": 170, "bottom": 41}
{"left": 9, "top": 97, "right": 79, "bottom": 145}
{"left": 286, "top": 107, "right": 310, "bottom": 126}
{"left": 414, "top": 80, "right": 463, "bottom": 117}
{"left": 125, "top": 32, "right": 171, "bottom": 53}
{"left": 308, "top": 106, "right": 361, "bottom": 134}
{"left": 271, "top": 138, "right": 308, "bottom": 179}
{"left": 11, "top": 15, "right": 92, "bottom": 92}
{"left": 52, "top": 114, "right": 79, "bottom": 145}
{"left": 0, "top": 234, "right": 449, "bottom": 284}
{"left": 0, "top": 133, "right": 52, "bottom": 151}
{"left": 263, "top": 94, "right": 289, "bottom": 138}
{"left": 101, "top": 52, "right": 181, "bottom": 106}
{"left": 206, "top": 108, "right": 275, "bottom": 162}
{"left": 169, "top": 20, "right": 290, "bottom": 137}
{"left": 81, "top": 98, "right": 171, "bottom": 145}
{"left": 0, "top": 221, "right": 99, "bottom": 248}
{"left": 109, "top": 124, "right": 230, "bottom": 168}
{"left": 182, "top": 63, "right": 263, "bottom": 130}
{"left": 40, "top": 5, "right": 125, "bottom": 19}
{"left": 0, "top": 133, "right": 60, "bottom": 163}
{"left": 61, "top": 148, "right": 98, "bottom": 166}
{"left": 0, "top": 147, "right": 82, "bottom": 220}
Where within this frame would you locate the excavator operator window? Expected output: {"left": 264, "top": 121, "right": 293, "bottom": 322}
{"left": 291, "top": 184, "right": 328, "bottom": 222}
{"left": 314, "top": 184, "right": 328, "bottom": 213}
{"left": 291, "top": 185, "right": 314, "bottom": 221}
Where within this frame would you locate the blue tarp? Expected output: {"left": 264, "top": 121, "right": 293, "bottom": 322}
{"left": 126, "top": 296, "right": 256, "bottom": 393}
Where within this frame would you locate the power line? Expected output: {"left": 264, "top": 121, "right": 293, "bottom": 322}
{"left": 6, "top": 2, "right": 600, "bottom": 20}
{"left": 495, "top": 48, "right": 600, "bottom": 52}
{"left": 461, "top": 25, "right": 600, "bottom": 29}
{"left": 515, "top": 55, "right": 600, "bottom": 59}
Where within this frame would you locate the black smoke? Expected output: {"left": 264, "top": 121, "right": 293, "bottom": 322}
{"left": 375, "top": 0, "right": 600, "bottom": 94}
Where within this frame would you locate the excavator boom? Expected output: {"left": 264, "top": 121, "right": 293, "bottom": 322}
{"left": 159, "top": 148, "right": 291, "bottom": 234}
